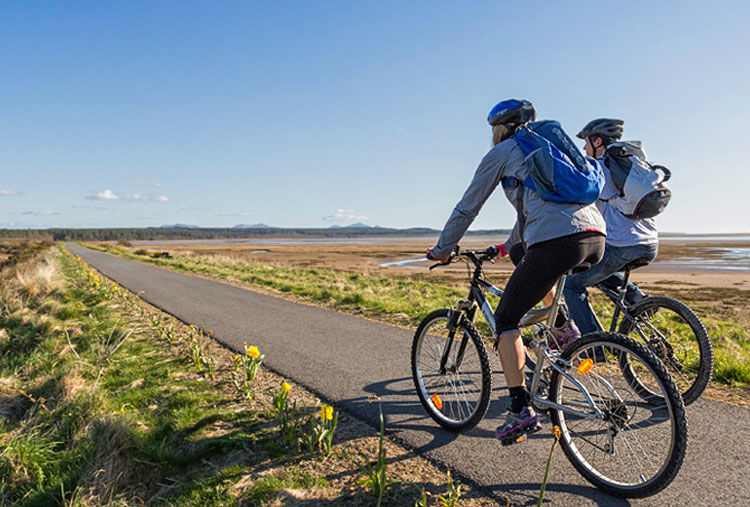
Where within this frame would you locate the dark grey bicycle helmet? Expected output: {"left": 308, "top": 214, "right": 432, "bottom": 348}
{"left": 487, "top": 99, "right": 536, "bottom": 129}
{"left": 576, "top": 118, "right": 624, "bottom": 141}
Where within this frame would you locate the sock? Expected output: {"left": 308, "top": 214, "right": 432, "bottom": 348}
{"left": 509, "top": 386, "right": 529, "bottom": 413}
{"left": 554, "top": 303, "right": 570, "bottom": 328}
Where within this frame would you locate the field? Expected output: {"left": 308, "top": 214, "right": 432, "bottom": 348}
{"left": 98, "top": 237, "right": 750, "bottom": 398}
{"left": 3, "top": 238, "right": 749, "bottom": 505}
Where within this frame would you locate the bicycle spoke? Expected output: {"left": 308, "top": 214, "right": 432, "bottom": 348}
{"left": 412, "top": 311, "right": 491, "bottom": 430}
{"left": 553, "top": 339, "right": 680, "bottom": 492}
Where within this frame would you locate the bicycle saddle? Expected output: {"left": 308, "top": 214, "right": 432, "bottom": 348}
{"left": 623, "top": 258, "right": 651, "bottom": 271}
{"left": 568, "top": 262, "right": 592, "bottom": 275}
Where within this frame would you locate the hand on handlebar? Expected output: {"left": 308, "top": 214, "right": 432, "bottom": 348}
{"left": 426, "top": 247, "right": 447, "bottom": 262}
{"left": 427, "top": 246, "right": 458, "bottom": 269}
{"left": 485, "top": 243, "right": 508, "bottom": 259}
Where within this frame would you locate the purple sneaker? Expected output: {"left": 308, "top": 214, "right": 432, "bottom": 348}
{"left": 548, "top": 320, "right": 581, "bottom": 351}
{"left": 496, "top": 406, "right": 542, "bottom": 441}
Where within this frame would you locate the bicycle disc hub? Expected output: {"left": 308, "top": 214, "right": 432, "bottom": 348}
{"left": 603, "top": 399, "right": 630, "bottom": 430}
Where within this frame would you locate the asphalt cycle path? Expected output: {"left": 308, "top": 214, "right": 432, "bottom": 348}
{"left": 67, "top": 243, "right": 750, "bottom": 506}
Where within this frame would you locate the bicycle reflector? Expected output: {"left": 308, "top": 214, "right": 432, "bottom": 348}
{"left": 577, "top": 358, "right": 594, "bottom": 375}
{"left": 431, "top": 393, "right": 443, "bottom": 410}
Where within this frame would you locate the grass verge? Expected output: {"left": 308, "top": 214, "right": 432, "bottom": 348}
{"left": 1, "top": 242, "right": 495, "bottom": 506}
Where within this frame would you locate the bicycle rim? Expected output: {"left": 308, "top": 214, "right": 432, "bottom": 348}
{"left": 412, "top": 309, "right": 491, "bottom": 431}
{"left": 619, "top": 296, "right": 713, "bottom": 405}
{"left": 549, "top": 333, "right": 687, "bottom": 497}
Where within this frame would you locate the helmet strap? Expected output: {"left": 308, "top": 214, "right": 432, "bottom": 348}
{"left": 593, "top": 136, "right": 606, "bottom": 158}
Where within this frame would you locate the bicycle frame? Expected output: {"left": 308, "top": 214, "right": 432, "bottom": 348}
{"left": 594, "top": 269, "right": 658, "bottom": 345}
{"left": 446, "top": 252, "right": 609, "bottom": 421}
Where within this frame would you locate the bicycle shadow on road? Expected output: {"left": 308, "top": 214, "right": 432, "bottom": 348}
{"left": 352, "top": 374, "right": 556, "bottom": 449}
{"left": 492, "top": 481, "right": 632, "bottom": 506}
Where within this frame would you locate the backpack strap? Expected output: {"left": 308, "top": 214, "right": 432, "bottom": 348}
{"left": 502, "top": 177, "right": 526, "bottom": 243}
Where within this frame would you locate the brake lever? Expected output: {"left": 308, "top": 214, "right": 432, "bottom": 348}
{"left": 479, "top": 253, "right": 495, "bottom": 264}
{"left": 429, "top": 255, "right": 456, "bottom": 270}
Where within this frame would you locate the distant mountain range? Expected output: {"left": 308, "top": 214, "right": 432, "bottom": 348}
{"left": 328, "top": 223, "right": 383, "bottom": 229}
{"left": 233, "top": 223, "right": 273, "bottom": 229}
{"left": 159, "top": 224, "right": 202, "bottom": 229}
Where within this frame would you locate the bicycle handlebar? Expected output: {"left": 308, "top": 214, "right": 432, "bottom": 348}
{"left": 428, "top": 247, "right": 496, "bottom": 270}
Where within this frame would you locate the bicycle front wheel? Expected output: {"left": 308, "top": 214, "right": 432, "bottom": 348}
{"left": 548, "top": 332, "right": 688, "bottom": 498}
{"left": 618, "top": 296, "right": 713, "bottom": 405}
{"left": 411, "top": 309, "right": 492, "bottom": 431}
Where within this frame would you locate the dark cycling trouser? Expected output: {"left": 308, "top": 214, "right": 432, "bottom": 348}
{"left": 494, "top": 231, "right": 605, "bottom": 334}
{"left": 563, "top": 242, "right": 658, "bottom": 334}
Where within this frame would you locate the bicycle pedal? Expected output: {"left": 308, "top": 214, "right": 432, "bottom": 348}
{"left": 501, "top": 433, "right": 528, "bottom": 446}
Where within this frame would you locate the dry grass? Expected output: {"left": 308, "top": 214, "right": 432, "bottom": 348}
{"left": 75, "top": 415, "right": 152, "bottom": 505}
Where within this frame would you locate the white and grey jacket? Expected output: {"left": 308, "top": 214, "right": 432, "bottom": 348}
{"left": 431, "top": 139, "right": 606, "bottom": 259}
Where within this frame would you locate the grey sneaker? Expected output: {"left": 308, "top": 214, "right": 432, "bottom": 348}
{"left": 495, "top": 406, "right": 542, "bottom": 441}
{"left": 548, "top": 320, "right": 581, "bottom": 350}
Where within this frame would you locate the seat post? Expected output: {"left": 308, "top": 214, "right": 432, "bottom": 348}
{"left": 617, "top": 268, "right": 632, "bottom": 305}
{"left": 545, "top": 274, "right": 567, "bottom": 328}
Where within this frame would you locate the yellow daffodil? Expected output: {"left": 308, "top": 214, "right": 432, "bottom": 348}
{"left": 552, "top": 425, "right": 561, "bottom": 440}
{"left": 247, "top": 345, "right": 260, "bottom": 359}
{"left": 320, "top": 405, "right": 334, "bottom": 420}
{"left": 281, "top": 382, "right": 292, "bottom": 392}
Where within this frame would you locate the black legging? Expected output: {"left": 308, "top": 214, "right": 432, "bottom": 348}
{"left": 495, "top": 231, "right": 605, "bottom": 333}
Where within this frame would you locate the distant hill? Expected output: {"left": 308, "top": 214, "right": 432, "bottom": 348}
{"left": 233, "top": 223, "right": 273, "bottom": 229}
{"left": 160, "top": 224, "right": 201, "bottom": 229}
{"left": 329, "top": 223, "right": 376, "bottom": 229}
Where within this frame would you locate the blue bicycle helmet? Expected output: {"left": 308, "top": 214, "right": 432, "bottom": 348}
{"left": 487, "top": 99, "right": 536, "bottom": 128}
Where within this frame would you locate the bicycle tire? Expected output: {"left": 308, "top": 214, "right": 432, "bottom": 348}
{"left": 411, "top": 309, "right": 492, "bottom": 431}
{"left": 548, "top": 332, "right": 688, "bottom": 498}
{"left": 618, "top": 296, "right": 713, "bottom": 405}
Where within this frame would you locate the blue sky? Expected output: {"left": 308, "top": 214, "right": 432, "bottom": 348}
{"left": 1, "top": 1, "right": 748, "bottom": 232}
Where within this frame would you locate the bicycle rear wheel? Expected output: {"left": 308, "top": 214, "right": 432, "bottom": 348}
{"left": 618, "top": 296, "right": 713, "bottom": 405}
{"left": 548, "top": 332, "right": 688, "bottom": 498}
{"left": 411, "top": 309, "right": 492, "bottom": 431}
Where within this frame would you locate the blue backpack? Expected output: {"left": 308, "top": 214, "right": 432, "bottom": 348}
{"left": 508, "top": 120, "right": 603, "bottom": 205}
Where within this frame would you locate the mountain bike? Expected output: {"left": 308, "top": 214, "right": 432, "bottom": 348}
{"left": 411, "top": 248, "right": 688, "bottom": 497}
{"left": 591, "top": 259, "right": 713, "bottom": 405}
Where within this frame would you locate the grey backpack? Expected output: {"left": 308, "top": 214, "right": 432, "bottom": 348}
{"left": 602, "top": 141, "right": 671, "bottom": 219}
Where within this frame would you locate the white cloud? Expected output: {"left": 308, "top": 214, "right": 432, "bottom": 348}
{"left": 124, "top": 194, "right": 169, "bottom": 202}
{"left": 89, "top": 189, "right": 119, "bottom": 200}
{"left": 0, "top": 190, "right": 20, "bottom": 196}
{"left": 396, "top": 125, "right": 412, "bottom": 137}
{"left": 71, "top": 204, "right": 110, "bottom": 210}
{"left": 87, "top": 189, "right": 168, "bottom": 202}
{"left": 218, "top": 211, "right": 253, "bottom": 217}
{"left": 322, "top": 209, "right": 368, "bottom": 222}
{"left": 22, "top": 210, "right": 61, "bottom": 216}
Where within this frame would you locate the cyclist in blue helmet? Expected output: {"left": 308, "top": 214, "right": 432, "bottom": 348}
{"left": 427, "top": 99, "right": 607, "bottom": 442}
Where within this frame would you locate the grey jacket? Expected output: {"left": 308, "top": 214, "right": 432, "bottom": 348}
{"left": 431, "top": 139, "right": 606, "bottom": 259}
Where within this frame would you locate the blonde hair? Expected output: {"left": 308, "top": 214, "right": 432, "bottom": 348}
{"left": 492, "top": 124, "right": 513, "bottom": 145}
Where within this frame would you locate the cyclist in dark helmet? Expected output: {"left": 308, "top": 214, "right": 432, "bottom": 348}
{"left": 427, "top": 99, "right": 606, "bottom": 442}
{"left": 563, "top": 119, "right": 658, "bottom": 339}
